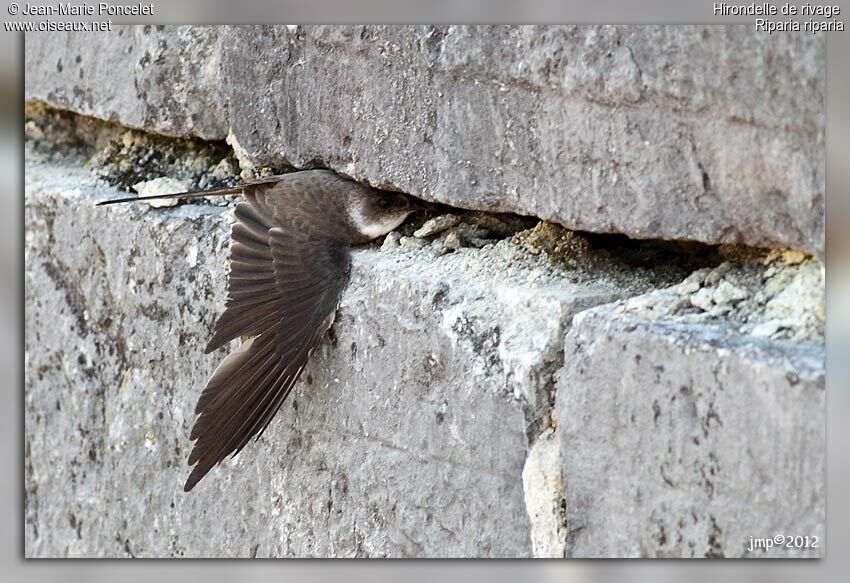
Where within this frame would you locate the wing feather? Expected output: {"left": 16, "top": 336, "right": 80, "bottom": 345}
{"left": 184, "top": 196, "right": 349, "bottom": 491}
{"left": 231, "top": 242, "right": 272, "bottom": 261}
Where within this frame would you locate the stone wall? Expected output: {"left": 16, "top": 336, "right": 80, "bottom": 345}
{"left": 24, "top": 25, "right": 825, "bottom": 558}
{"left": 26, "top": 25, "right": 824, "bottom": 255}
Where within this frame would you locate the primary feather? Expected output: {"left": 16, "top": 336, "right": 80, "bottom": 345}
{"left": 184, "top": 174, "right": 353, "bottom": 491}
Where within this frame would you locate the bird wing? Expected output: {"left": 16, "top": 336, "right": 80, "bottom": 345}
{"left": 184, "top": 195, "right": 350, "bottom": 491}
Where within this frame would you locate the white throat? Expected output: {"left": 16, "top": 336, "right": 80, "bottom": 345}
{"left": 347, "top": 201, "right": 410, "bottom": 239}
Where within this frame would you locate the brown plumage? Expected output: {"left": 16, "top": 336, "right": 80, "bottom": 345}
{"left": 99, "top": 170, "right": 424, "bottom": 491}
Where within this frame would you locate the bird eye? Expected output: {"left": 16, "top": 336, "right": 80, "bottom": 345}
{"left": 378, "top": 198, "right": 391, "bottom": 209}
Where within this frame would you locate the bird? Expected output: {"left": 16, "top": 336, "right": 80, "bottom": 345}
{"left": 98, "top": 170, "right": 426, "bottom": 491}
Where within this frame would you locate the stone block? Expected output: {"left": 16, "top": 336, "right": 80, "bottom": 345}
{"left": 25, "top": 26, "right": 227, "bottom": 140}
{"left": 555, "top": 305, "right": 825, "bottom": 558}
{"left": 25, "top": 25, "right": 825, "bottom": 254}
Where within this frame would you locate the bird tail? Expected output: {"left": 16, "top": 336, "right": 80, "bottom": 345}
{"left": 95, "top": 174, "right": 288, "bottom": 206}
{"left": 95, "top": 186, "right": 243, "bottom": 206}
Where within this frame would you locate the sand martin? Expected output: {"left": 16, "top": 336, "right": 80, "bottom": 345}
{"left": 99, "top": 170, "right": 425, "bottom": 490}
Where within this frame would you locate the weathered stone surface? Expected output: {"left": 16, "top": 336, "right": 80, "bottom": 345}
{"left": 555, "top": 305, "right": 825, "bottom": 558}
{"left": 25, "top": 147, "right": 663, "bottom": 557}
{"left": 25, "top": 25, "right": 825, "bottom": 254}
{"left": 24, "top": 132, "right": 825, "bottom": 558}
{"left": 24, "top": 27, "right": 227, "bottom": 140}
{"left": 522, "top": 428, "right": 566, "bottom": 558}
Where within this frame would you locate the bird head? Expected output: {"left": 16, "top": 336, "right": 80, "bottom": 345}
{"left": 347, "top": 188, "right": 429, "bottom": 240}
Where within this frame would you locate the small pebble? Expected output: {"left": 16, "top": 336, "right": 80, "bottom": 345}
{"left": 212, "top": 157, "right": 240, "bottom": 182}
{"left": 689, "top": 287, "right": 715, "bottom": 311}
{"left": 704, "top": 262, "right": 731, "bottom": 286}
{"left": 676, "top": 278, "right": 701, "bottom": 295}
{"left": 675, "top": 267, "right": 710, "bottom": 295}
{"left": 414, "top": 214, "right": 461, "bottom": 238}
{"left": 713, "top": 281, "right": 748, "bottom": 305}
{"left": 381, "top": 232, "right": 401, "bottom": 251}
{"left": 443, "top": 232, "right": 465, "bottom": 252}
{"left": 399, "top": 236, "right": 427, "bottom": 249}
{"left": 132, "top": 177, "right": 190, "bottom": 208}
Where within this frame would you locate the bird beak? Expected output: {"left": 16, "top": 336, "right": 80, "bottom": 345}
{"left": 407, "top": 197, "right": 442, "bottom": 214}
